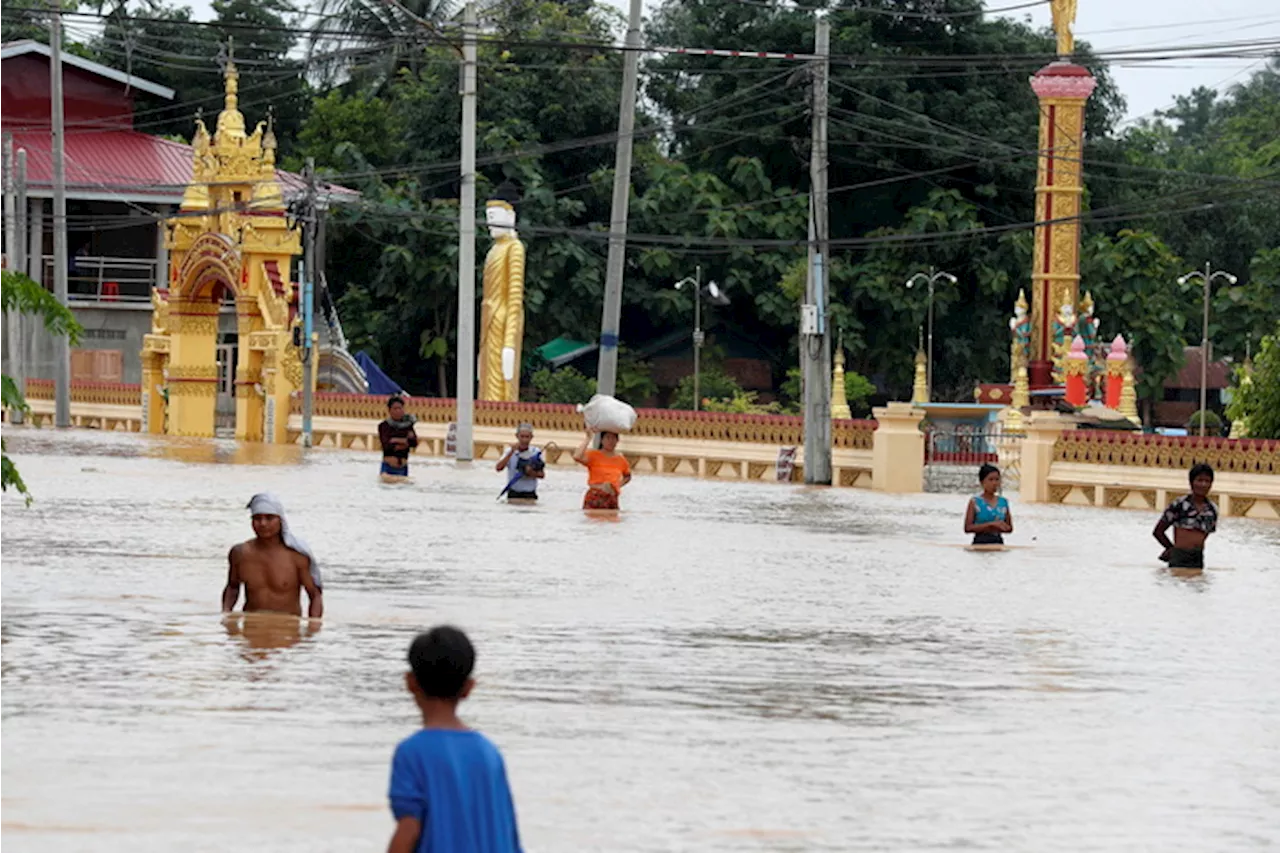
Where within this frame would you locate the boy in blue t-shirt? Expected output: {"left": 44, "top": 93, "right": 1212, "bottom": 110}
{"left": 387, "top": 626, "right": 522, "bottom": 853}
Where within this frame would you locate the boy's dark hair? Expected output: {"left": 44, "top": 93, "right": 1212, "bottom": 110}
{"left": 408, "top": 626, "right": 475, "bottom": 699}
{"left": 388, "top": 395, "right": 405, "bottom": 408}
{"left": 1189, "top": 462, "right": 1214, "bottom": 484}
{"left": 978, "top": 463, "right": 1000, "bottom": 482}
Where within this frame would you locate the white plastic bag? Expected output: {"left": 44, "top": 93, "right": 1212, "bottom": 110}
{"left": 578, "top": 394, "right": 637, "bottom": 433}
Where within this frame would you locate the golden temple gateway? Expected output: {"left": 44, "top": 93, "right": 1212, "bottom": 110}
{"left": 141, "top": 56, "right": 309, "bottom": 442}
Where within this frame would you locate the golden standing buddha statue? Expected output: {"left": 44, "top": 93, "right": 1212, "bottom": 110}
{"left": 479, "top": 183, "right": 527, "bottom": 402}
{"left": 1050, "top": 0, "right": 1078, "bottom": 58}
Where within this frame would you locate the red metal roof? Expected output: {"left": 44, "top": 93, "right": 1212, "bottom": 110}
{"left": 1166, "top": 346, "right": 1231, "bottom": 390}
{"left": 6, "top": 128, "right": 355, "bottom": 204}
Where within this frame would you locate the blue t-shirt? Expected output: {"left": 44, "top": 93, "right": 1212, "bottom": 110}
{"left": 389, "top": 729, "right": 522, "bottom": 853}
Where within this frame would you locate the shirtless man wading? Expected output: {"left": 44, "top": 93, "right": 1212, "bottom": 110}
{"left": 223, "top": 493, "right": 324, "bottom": 618}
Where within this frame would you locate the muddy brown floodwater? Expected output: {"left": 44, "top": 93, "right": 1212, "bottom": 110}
{"left": 2, "top": 430, "right": 1279, "bottom": 852}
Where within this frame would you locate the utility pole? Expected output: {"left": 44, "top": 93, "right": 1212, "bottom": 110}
{"left": 49, "top": 0, "right": 71, "bottom": 428}
{"left": 801, "top": 14, "right": 831, "bottom": 485}
{"left": 301, "top": 157, "right": 317, "bottom": 448}
{"left": 454, "top": 0, "right": 477, "bottom": 461}
{"left": 595, "top": 0, "right": 643, "bottom": 397}
{"left": 4, "top": 134, "right": 23, "bottom": 425}
{"left": 11, "top": 147, "right": 28, "bottom": 424}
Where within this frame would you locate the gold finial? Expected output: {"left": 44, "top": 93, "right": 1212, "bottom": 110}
{"left": 831, "top": 336, "right": 851, "bottom": 419}
{"left": 263, "top": 106, "right": 277, "bottom": 152}
{"left": 182, "top": 109, "right": 212, "bottom": 211}
{"left": 1015, "top": 287, "right": 1028, "bottom": 312}
{"left": 1050, "top": 0, "right": 1077, "bottom": 58}
{"left": 215, "top": 38, "right": 245, "bottom": 142}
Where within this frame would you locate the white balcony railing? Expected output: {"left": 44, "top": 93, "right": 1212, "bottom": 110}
{"left": 41, "top": 255, "right": 159, "bottom": 304}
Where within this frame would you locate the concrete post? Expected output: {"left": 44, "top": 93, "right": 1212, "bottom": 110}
{"left": 871, "top": 402, "right": 925, "bottom": 493}
{"left": 1020, "top": 410, "right": 1071, "bottom": 503}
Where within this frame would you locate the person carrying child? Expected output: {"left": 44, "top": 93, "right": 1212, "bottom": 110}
{"left": 386, "top": 626, "right": 522, "bottom": 853}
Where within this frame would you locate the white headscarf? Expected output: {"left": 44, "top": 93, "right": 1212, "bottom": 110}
{"left": 246, "top": 492, "right": 322, "bottom": 589}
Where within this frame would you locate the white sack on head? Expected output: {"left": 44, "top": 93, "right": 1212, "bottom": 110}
{"left": 578, "top": 394, "right": 638, "bottom": 433}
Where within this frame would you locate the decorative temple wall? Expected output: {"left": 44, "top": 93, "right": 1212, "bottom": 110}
{"left": 12, "top": 385, "right": 1280, "bottom": 515}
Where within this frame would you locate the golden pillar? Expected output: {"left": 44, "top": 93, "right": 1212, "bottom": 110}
{"left": 166, "top": 298, "right": 220, "bottom": 436}
{"left": 140, "top": 351, "right": 168, "bottom": 435}
{"left": 478, "top": 183, "right": 527, "bottom": 402}
{"left": 1028, "top": 4, "right": 1095, "bottom": 387}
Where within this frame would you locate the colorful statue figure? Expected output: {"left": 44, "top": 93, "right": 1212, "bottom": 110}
{"left": 479, "top": 182, "right": 527, "bottom": 402}
{"left": 1076, "top": 290, "right": 1101, "bottom": 390}
{"left": 1050, "top": 0, "right": 1077, "bottom": 57}
{"left": 1051, "top": 301, "right": 1077, "bottom": 384}
{"left": 1009, "top": 288, "right": 1031, "bottom": 374}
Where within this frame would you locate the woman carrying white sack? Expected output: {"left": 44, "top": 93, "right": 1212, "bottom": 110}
{"left": 573, "top": 395, "right": 636, "bottom": 511}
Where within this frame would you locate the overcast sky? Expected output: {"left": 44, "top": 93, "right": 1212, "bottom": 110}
{"left": 178, "top": 0, "right": 1277, "bottom": 122}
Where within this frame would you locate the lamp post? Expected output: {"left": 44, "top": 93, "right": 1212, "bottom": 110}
{"left": 905, "top": 268, "right": 957, "bottom": 403}
{"left": 675, "top": 266, "right": 727, "bottom": 411}
{"left": 1177, "top": 262, "right": 1237, "bottom": 437}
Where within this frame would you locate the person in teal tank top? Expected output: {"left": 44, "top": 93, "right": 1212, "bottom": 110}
{"left": 964, "top": 463, "right": 1014, "bottom": 545}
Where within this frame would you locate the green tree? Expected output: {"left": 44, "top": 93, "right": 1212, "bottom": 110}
{"left": 530, "top": 366, "right": 595, "bottom": 404}
{"left": 1079, "top": 229, "right": 1189, "bottom": 420}
{"left": 2, "top": 270, "right": 83, "bottom": 504}
{"left": 92, "top": 0, "right": 309, "bottom": 156}
{"left": 1226, "top": 321, "right": 1280, "bottom": 439}
{"left": 670, "top": 368, "right": 742, "bottom": 410}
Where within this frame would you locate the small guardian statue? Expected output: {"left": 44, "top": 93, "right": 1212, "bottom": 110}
{"left": 1051, "top": 301, "right": 1077, "bottom": 384}
{"left": 1009, "top": 288, "right": 1031, "bottom": 377}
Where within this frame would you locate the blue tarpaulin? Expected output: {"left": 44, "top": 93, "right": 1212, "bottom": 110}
{"left": 354, "top": 351, "right": 404, "bottom": 396}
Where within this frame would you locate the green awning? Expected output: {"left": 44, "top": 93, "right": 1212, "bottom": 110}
{"left": 534, "top": 335, "right": 597, "bottom": 367}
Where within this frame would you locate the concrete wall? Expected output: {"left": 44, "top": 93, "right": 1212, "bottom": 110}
{"left": 3, "top": 304, "right": 151, "bottom": 384}
{"left": 2, "top": 304, "right": 241, "bottom": 387}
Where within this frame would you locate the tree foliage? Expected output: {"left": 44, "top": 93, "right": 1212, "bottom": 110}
{"left": 1226, "top": 321, "right": 1280, "bottom": 440}
{"left": 90, "top": 0, "right": 310, "bottom": 157}
{"left": 33, "top": 0, "right": 1274, "bottom": 409}
{"left": 2, "top": 271, "right": 84, "bottom": 505}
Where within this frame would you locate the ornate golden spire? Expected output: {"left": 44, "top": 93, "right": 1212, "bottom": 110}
{"left": 215, "top": 41, "right": 246, "bottom": 143}
{"left": 831, "top": 337, "right": 851, "bottom": 419}
{"left": 181, "top": 110, "right": 212, "bottom": 211}
{"left": 250, "top": 110, "right": 285, "bottom": 210}
{"left": 912, "top": 349, "right": 929, "bottom": 405}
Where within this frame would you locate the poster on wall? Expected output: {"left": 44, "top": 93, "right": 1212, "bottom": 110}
{"left": 776, "top": 446, "right": 797, "bottom": 481}
{"left": 445, "top": 422, "right": 458, "bottom": 458}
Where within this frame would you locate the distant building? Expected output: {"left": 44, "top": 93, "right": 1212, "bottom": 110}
{"left": 1153, "top": 345, "right": 1231, "bottom": 430}
{"left": 1, "top": 40, "right": 359, "bottom": 401}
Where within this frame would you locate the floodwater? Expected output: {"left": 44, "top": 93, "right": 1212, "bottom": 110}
{"left": 2, "top": 430, "right": 1279, "bottom": 852}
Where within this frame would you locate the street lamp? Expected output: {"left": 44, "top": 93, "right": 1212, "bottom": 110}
{"left": 674, "top": 265, "right": 728, "bottom": 411}
{"left": 1177, "top": 262, "right": 1237, "bottom": 436}
{"left": 905, "top": 267, "right": 957, "bottom": 402}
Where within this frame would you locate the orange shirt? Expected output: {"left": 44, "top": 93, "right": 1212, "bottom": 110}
{"left": 585, "top": 449, "right": 630, "bottom": 490}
